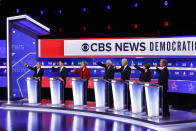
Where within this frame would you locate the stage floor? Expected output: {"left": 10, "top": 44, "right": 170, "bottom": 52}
{"left": 1, "top": 100, "right": 196, "bottom": 131}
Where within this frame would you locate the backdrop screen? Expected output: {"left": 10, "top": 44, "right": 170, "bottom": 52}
{"left": 1, "top": 37, "right": 196, "bottom": 95}
{"left": 38, "top": 37, "right": 196, "bottom": 94}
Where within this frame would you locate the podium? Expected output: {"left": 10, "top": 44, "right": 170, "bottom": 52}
{"left": 127, "top": 80, "right": 144, "bottom": 114}
{"left": 26, "top": 77, "right": 40, "bottom": 104}
{"left": 70, "top": 78, "right": 86, "bottom": 106}
{"left": 111, "top": 80, "right": 125, "bottom": 110}
{"left": 48, "top": 77, "right": 64, "bottom": 105}
{"left": 92, "top": 78, "right": 107, "bottom": 107}
{"left": 145, "top": 83, "right": 163, "bottom": 117}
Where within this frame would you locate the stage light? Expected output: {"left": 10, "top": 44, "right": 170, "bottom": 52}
{"left": 59, "top": 10, "right": 62, "bottom": 15}
{"left": 82, "top": 26, "right": 87, "bottom": 31}
{"left": 16, "top": 9, "right": 20, "bottom": 14}
{"left": 107, "top": 25, "right": 111, "bottom": 31}
{"left": 164, "top": 1, "right": 168, "bottom": 6}
{"left": 134, "top": 24, "right": 138, "bottom": 29}
{"left": 81, "top": 8, "right": 86, "bottom": 12}
{"left": 40, "top": 10, "right": 44, "bottom": 15}
{"left": 134, "top": 3, "right": 138, "bottom": 8}
{"left": 164, "top": 21, "right": 168, "bottom": 27}
{"left": 58, "top": 28, "right": 63, "bottom": 32}
{"left": 106, "top": 5, "right": 111, "bottom": 10}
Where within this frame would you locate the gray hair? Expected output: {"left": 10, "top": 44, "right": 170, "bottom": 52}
{"left": 106, "top": 60, "right": 112, "bottom": 64}
{"left": 122, "top": 58, "right": 128, "bottom": 63}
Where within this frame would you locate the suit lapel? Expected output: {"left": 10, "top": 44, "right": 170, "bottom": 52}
{"left": 123, "top": 66, "right": 127, "bottom": 72}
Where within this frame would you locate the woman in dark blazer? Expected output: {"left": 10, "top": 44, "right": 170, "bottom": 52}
{"left": 132, "top": 60, "right": 151, "bottom": 82}
{"left": 73, "top": 61, "right": 91, "bottom": 105}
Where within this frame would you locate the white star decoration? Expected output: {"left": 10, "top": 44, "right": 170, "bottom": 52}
{"left": 171, "top": 82, "right": 178, "bottom": 90}
{"left": 188, "top": 83, "right": 195, "bottom": 92}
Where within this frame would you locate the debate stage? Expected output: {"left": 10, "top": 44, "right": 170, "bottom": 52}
{"left": 1, "top": 100, "right": 196, "bottom": 131}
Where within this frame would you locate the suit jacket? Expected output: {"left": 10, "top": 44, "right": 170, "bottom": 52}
{"left": 134, "top": 64, "right": 151, "bottom": 82}
{"left": 74, "top": 67, "right": 91, "bottom": 80}
{"left": 114, "top": 65, "right": 131, "bottom": 81}
{"left": 96, "top": 61, "right": 115, "bottom": 80}
{"left": 52, "top": 66, "right": 68, "bottom": 81}
{"left": 26, "top": 65, "right": 44, "bottom": 78}
{"left": 156, "top": 67, "right": 169, "bottom": 90}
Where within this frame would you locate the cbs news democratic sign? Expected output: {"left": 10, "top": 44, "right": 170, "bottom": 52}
{"left": 64, "top": 37, "right": 196, "bottom": 57}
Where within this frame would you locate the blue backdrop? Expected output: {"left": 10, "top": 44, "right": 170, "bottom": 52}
{"left": 0, "top": 40, "right": 7, "bottom": 87}
{"left": 10, "top": 27, "right": 36, "bottom": 98}
{"left": 38, "top": 57, "right": 196, "bottom": 94}
{"left": 1, "top": 40, "right": 196, "bottom": 95}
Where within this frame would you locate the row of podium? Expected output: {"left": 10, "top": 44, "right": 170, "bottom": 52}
{"left": 26, "top": 77, "right": 163, "bottom": 117}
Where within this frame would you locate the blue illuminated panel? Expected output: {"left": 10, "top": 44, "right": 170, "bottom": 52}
{"left": 0, "top": 40, "right": 6, "bottom": 58}
{"left": 2, "top": 38, "right": 196, "bottom": 94}
{"left": 39, "top": 57, "right": 196, "bottom": 94}
{"left": 11, "top": 28, "right": 36, "bottom": 98}
{"left": 0, "top": 40, "right": 7, "bottom": 88}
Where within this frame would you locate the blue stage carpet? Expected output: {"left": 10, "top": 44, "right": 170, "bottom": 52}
{"left": 0, "top": 109, "right": 157, "bottom": 131}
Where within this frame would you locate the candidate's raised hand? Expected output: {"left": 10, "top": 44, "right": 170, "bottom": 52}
{"left": 131, "top": 60, "right": 135, "bottom": 66}
{"left": 155, "top": 63, "right": 158, "bottom": 68}
{"left": 53, "top": 62, "right": 56, "bottom": 66}
{"left": 23, "top": 62, "right": 27, "bottom": 66}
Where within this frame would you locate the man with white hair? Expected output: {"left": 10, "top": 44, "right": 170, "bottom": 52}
{"left": 114, "top": 58, "right": 131, "bottom": 110}
{"left": 92, "top": 58, "right": 115, "bottom": 108}
{"left": 92, "top": 58, "right": 115, "bottom": 80}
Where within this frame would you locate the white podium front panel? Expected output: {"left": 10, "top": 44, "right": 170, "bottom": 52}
{"left": 27, "top": 77, "right": 38, "bottom": 104}
{"left": 71, "top": 78, "right": 84, "bottom": 106}
{"left": 111, "top": 80, "right": 125, "bottom": 110}
{"left": 129, "top": 82, "right": 143, "bottom": 113}
{"left": 145, "top": 84, "right": 160, "bottom": 117}
{"left": 93, "top": 79, "right": 106, "bottom": 107}
{"left": 49, "top": 78, "right": 61, "bottom": 105}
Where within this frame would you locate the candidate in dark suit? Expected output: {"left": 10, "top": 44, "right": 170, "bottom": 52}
{"left": 52, "top": 60, "right": 68, "bottom": 103}
{"left": 114, "top": 58, "right": 131, "bottom": 110}
{"left": 92, "top": 58, "right": 115, "bottom": 108}
{"left": 24, "top": 61, "right": 44, "bottom": 103}
{"left": 155, "top": 59, "right": 170, "bottom": 117}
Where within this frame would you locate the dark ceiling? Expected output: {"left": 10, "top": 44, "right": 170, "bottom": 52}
{"left": 0, "top": 0, "right": 196, "bottom": 39}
